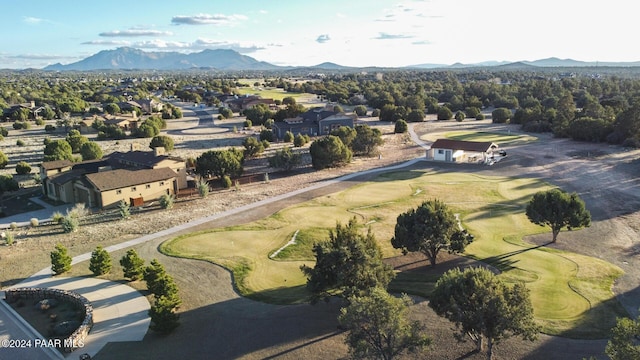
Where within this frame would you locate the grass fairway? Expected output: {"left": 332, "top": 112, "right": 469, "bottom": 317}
{"left": 442, "top": 130, "right": 538, "bottom": 146}
{"left": 160, "top": 170, "right": 625, "bottom": 338}
{"left": 234, "top": 86, "right": 316, "bottom": 102}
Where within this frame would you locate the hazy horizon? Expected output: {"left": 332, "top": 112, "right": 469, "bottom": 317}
{"left": 2, "top": 0, "right": 636, "bottom": 69}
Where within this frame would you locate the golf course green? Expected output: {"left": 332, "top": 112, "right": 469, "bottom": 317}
{"left": 160, "top": 170, "right": 625, "bottom": 338}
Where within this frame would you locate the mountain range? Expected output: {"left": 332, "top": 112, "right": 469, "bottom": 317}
{"left": 43, "top": 47, "right": 640, "bottom": 71}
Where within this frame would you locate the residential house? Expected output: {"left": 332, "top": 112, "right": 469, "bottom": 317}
{"left": 271, "top": 107, "right": 355, "bottom": 139}
{"left": 137, "top": 99, "right": 163, "bottom": 114}
{"left": 40, "top": 149, "right": 187, "bottom": 209}
{"left": 427, "top": 139, "right": 499, "bottom": 163}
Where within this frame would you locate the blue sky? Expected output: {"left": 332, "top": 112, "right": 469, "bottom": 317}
{"left": 1, "top": 0, "right": 635, "bottom": 69}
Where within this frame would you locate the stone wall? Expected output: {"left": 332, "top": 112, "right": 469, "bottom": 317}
{"left": 4, "top": 287, "right": 93, "bottom": 353}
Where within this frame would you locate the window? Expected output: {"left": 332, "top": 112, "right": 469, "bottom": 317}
{"left": 160, "top": 181, "right": 165, "bottom": 186}
{"left": 116, "top": 189, "right": 122, "bottom": 195}
{"left": 131, "top": 186, "right": 136, "bottom": 192}
{"left": 438, "top": 149, "right": 444, "bottom": 154}
{"left": 146, "top": 184, "right": 151, "bottom": 189}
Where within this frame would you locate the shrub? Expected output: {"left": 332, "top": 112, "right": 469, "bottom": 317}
{"left": 16, "top": 139, "right": 25, "bottom": 146}
{"left": 16, "top": 161, "right": 32, "bottom": 175}
{"left": 159, "top": 194, "right": 174, "bottom": 209}
{"left": 89, "top": 246, "right": 112, "bottom": 276}
{"left": 283, "top": 131, "right": 294, "bottom": 142}
{"left": 35, "top": 118, "right": 45, "bottom": 126}
{"left": 476, "top": 113, "right": 485, "bottom": 120}
{"left": 371, "top": 109, "right": 381, "bottom": 117}
{"left": 0, "top": 127, "right": 7, "bottom": 137}
{"left": 120, "top": 249, "right": 145, "bottom": 281}
{"left": 10, "top": 222, "right": 17, "bottom": 230}
{"left": 61, "top": 216, "right": 79, "bottom": 233}
{"left": 149, "top": 135, "right": 174, "bottom": 152}
{"left": 118, "top": 200, "right": 130, "bottom": 219}
{"left": 44, "top": 124, "right": 56, "bottom": 132}
{"left": 437, "top": 106, "right": 453, "bottom": 120}
{"left": 309, "top": 135, "right": 352, "bottom": 170}
{"left": 394, "top": 120, "right": 408, "bottom": 133}
{"left": 197, "top": 178, "right": 209, "bottom": 198}
{"left": 269, "top": 147, "right": 302, "bottom": 171}
{"left": 293, "top": 134, "right": 308, "bottom": 147}
{"left": 259, "top": 129, "right": 274, "bottom": 142}
{"left": 353, "top": 105, "right": 367, "bottom": 117}
{"left": 52, "top": 211, "right": 64, "bottom": 224}
{"left": 221, "top": 175, "right": 232, "bottom": 189}
{"left": 455, "top": 111, "right": 466, "bottom": 122}
{"left": 50, "top": 243, "right": 72, "bottom": 275}
{"left": 243, "top": 119, "right": 252, "bottom": 128}
{"left": 0, "top": 151, "right": 7, "bottom": 169}
{"left": 30, "top": 218, "right": 39, "bottom": 227}
{"left": 5, "top": 232, "right": 15, "bottom": 245}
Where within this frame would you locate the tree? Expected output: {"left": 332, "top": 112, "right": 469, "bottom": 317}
{"left": 118, "top": 199, "right": 130, "bottom": 219}
{"left": 80, "top": 141, "right": 103, "bottom": 160}
{"left": 407, "top": 109, "right": 425, "bottom": 123}
{"left": 330, "top": 126, "right": 357, "bottom": 148}
{"left": 351, "top": 124, "right": 384, "bottom": 156}
{"left": 394, "top": 119, "right": 408, "bottom": 134}
{"left": 339, "top": 287, "right": 431, "bottom": 360}
{"left": 430, "top": 267, "right": 539, "bottom": 360}
{"left": 143, "top": 259, "right": 168, "bottom": 294}
{"left": 283, "top": 131, "right": 294, "bottom": 143}
{"left": 195, "top": 148, "right": 244, "bottom": 179}
{"left": 243, "top": 103, "right": 273, "bottom": 125}
{"left": 149, "top": 295, "right": 180, "bottom": 334}
{"left": 136, "top": 122, "right": 160, "bottom": 138}
{"left": 491, "top": 107, "right": 512, "bottom": 123}
{"left": 391, "top": 199, "right": 473, "bottom": 267}
{"left": 605, "top": 315, "right": 640, "bottom": 360}
{"left": 300, "top": 218, "right": 395, "bottom": 303}
{"left": 293, "top": 133, "right": 309, "bottom": 147}
{"left": 0, "top": 151, "right": 8, "bottom": 169}
{"left": 65, "top": 129, "right": 88, "bottom": 153}
{"left": 104, "top": 103, "right": 121, "bottom": 115}
{"left": 50, "top": 243, "right": 72, "bottom": 275}
{"left": 525, "top": 188, "right": 591, "bottom": 242}
{"left": 437, "top": 106, "right": 453, "bottom": 120}
{"left": 309, "top": 135, "right": 352, "bottom": 170}
{"left": 149, "top": 135, "right": 174, "bottom": 152}
{"left": 89, "top": 246, "right": 112, "bottom": 276}
{"left": 455, "top": 110, "right": 466, "bottom": 122}
{"left": 353, "top": 105, "right": 367, "bottom": 117}
{"left": 120, "top": 249, "right": 145, "bottom": 281}
{"left": 44, "top": 139, "right": 73, "bottom": 161}
{"left": 242, "top": 136, "right": 265, "bottom": 158}
{"left": 269, "top": 147, "right": 302, "bottom": 171}
{"left": 15, "top": 161, "right": 32, "bottom": 175}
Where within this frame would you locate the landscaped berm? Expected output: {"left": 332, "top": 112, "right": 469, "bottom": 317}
{"left": 161, "top": 170, "right": 626, "bottom": 339}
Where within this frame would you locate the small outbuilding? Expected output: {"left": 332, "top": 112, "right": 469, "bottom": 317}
{"left": 427, "top": 139, "right": 500, "bottom": 164}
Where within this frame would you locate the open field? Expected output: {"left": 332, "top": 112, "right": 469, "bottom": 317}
{"left": 160, "top": 170, "right": 626, "bottom": 338}
{"left": 443, "top": 130, "right": 539, "bottom": 146}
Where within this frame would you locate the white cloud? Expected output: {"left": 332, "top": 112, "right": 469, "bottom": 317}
{"left": 171, "top": 14, "right": 248, "bottom": 26}
{"left": 81, "top": 40, "right": 131, "bottom": 46}
{"left": 374, "top": 32, "right": 414, "bottom": 40}
{"left": 99, "top": 29, "right": 173, "bottom": 37}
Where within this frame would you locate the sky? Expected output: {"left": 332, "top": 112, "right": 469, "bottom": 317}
{"left": 0, "top": 0, "right": 636, "bottom": 69}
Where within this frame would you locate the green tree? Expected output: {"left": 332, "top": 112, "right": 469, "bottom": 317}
{"left": 243, "top": 103, "right": 273, "bottom": 125}
{"left": 351, "top": 124, "right": 384, "bottom": 156}
{"left": 41, "top": 106, "right": 56, "bottom": 120}
{"left": 242, "top": 136, "right": 265, "bottom": 158}
{"left": 525, "top": 188, "right": 591, "bottom": 242}
{"left": 293, "top": 133, "right": 309, "bottom": 147}
{"left": 218, "top": 107, "right": 234, "bottom": 119}
{"left": 80, "top": 141, "right": 103, "bottom": 160}
{"left": 136, "top": 122, "right": 160, "bottom": 138}
{"left": 89, "top": 246, "right": 112, "bottom": 276}
{"left": 259, "top": 129, "right": 274, "bottom": 142}
{"left": 11, "top": 107, "right": 30, "bottom": 121}
{"left": 430, "top": 267, "right": 539, "bottom": 360}
{"left": 44, "top": 139, "right": 73, "bottom": 161}
{"left": 282, "top": 96, "right": 297, "bottom": 106}
{"left": 455, "top": 110, "right": 466, "bottom": 122}
{"left": 437, "top": 106, "right": 453, "bottom": 120}
{"left": 330, "top": 126, "right": 357, "bottom": 148}
{"left": 0, "top": 151, "right": 8, "bottom": 169}
{"left": 196, "top": 149, "right": 244, "bottom": 179}
{"left": 104, "top": 103, "right": 121, "bottom": 115}
{"left": 300, "top": 218, "right": 395, "bottom": 303}
{"left": 50, "top": 243, "right": 72, "bottom": 275}
{"left": 407, "top": 109, "right": 425, "bottom": 123}
{"left": 394, "top": 119, "right": 408, "bottom": 134}
{"left": 339, "top": 287, "right": 431, "bottom": 360}
{"left": 159, "top": 194, "right": 174, "bottom": 209}
{"left": 269, "top": 147, "right": 302, "bottom": 171}
{"left": 353, "top": 105, "right": 367, "bottom": 117}
{"left": 491, "top": 107, "right": 512, "bottom": 123}
{"left": 605, "top": 315, "right": 640, "bottom": 360}
{"left": 149, "top": 135, "right": 174, "bottom": 152}
{"left": 120, "top": 249, "right": 145, "bottom": 281}
{"left": 283, "top": 131, "right": 294, "bottom": 143}
{"left": 309, "top": 135, "right": 352, "bottom": 170}
{"left": 391, "top": 199, "right": 473, "bottom": 267}
{"left": 149, "top": 295, "right": 180, "bottom": 334}
{"left": 15, "top": 161, "right": 32, "bottom": 175}
{"left": 65, "top": 129, "right": 88, "bottom": 153}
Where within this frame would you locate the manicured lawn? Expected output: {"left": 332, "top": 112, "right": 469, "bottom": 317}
{"left": 443, "top": 130, "right": 538, "bottom": 146}
{"left": 234, "top": 86, "right": 316, "bottom": 102}
{"left": 160, "top": 170, "right": 625, "bottom": 338}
